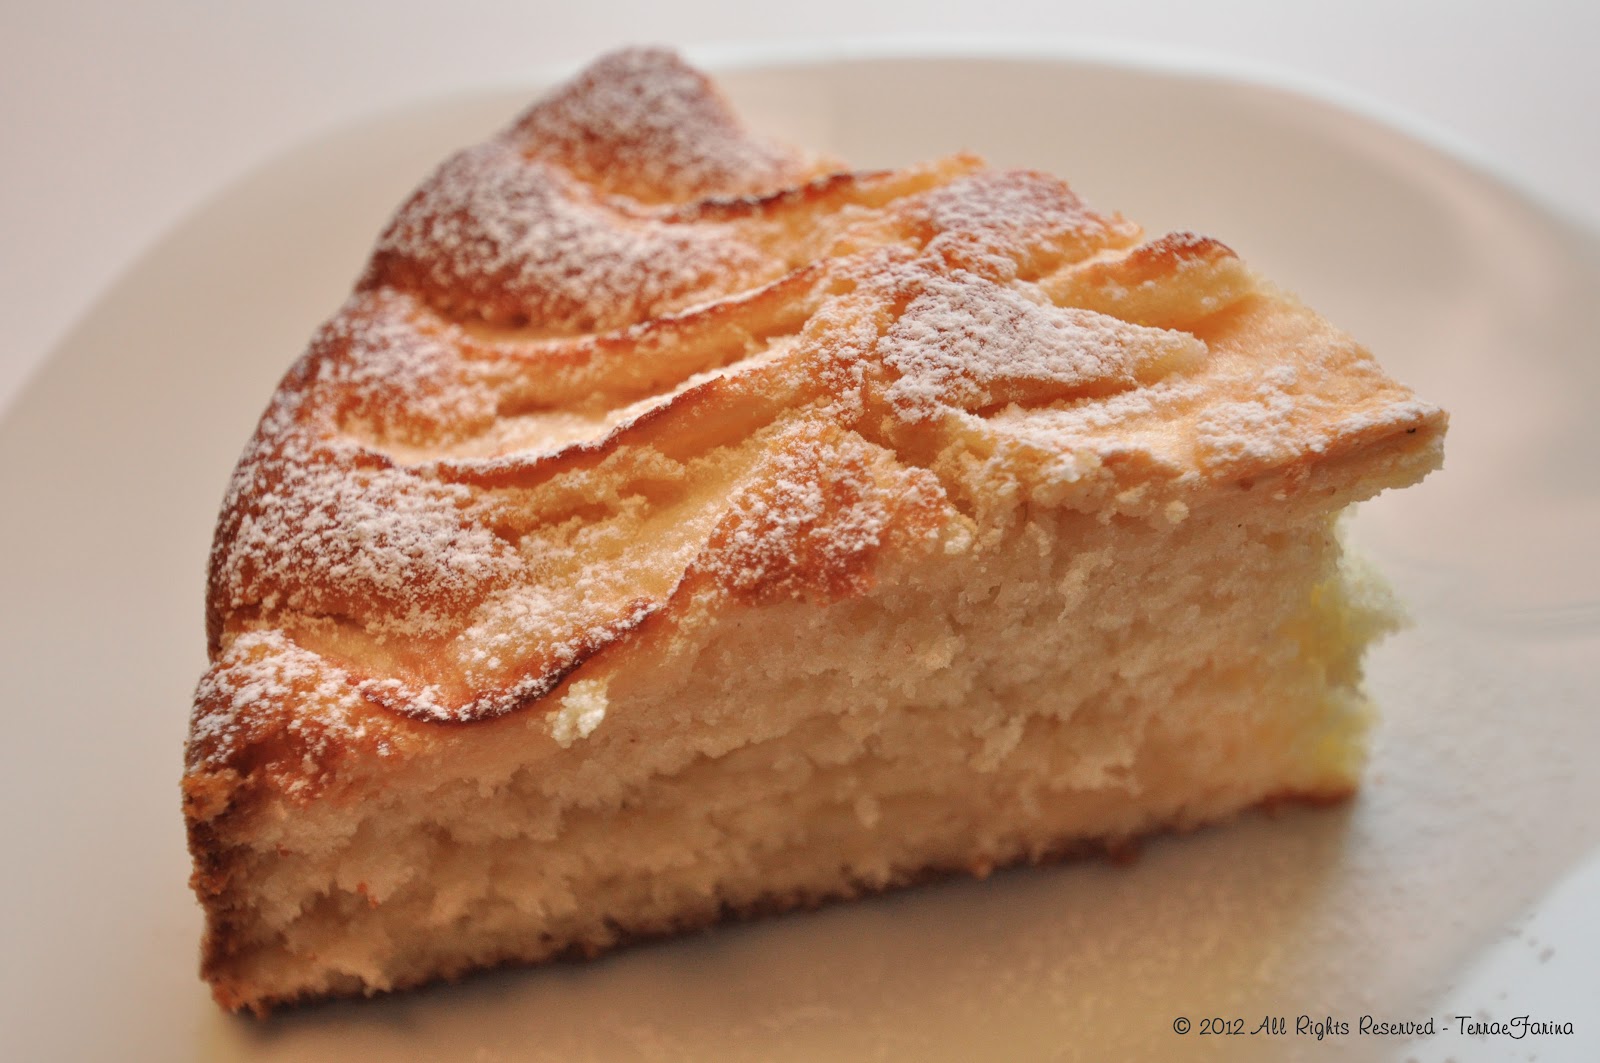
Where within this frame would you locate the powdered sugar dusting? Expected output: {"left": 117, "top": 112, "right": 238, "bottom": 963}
{"left": 188, "top": 631, "right": 382, "bottom": 787}
{"left": 903, "top": 169, "right": 1138, "bottom": 280}
{"left": 984, "top": 333, "right": 1442, "bottom": 488}
{"left": 212, "top": 382, "right": 517, "bottom": 635}
{"left": 1195, "top": 392, "right": 1318, "bottom": 469}
{"left": 320, "top": 291, "right": 496, "bottom": 445}
{"left": 688, "top": 422, "right": 952, "bottom": 604}
{"left": 370, "top": 142, "right": 776, "bottom": 332}
{"left": 708, "top": 428, "right": 891, "bottom": 599}
{"left": 513, "top": 48, "right": 814, "bottom": 203}
{"left": 875, "top": 266, "right": 1204, "bottom": 422}
{"left": 191, "top": 47, "right": 1441, "bottom": 767}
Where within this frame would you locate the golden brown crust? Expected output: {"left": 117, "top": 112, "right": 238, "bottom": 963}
{"left": 185, "top": 47, "right": 1445, "bottom": 1013}
{"left": 187, "top": 37, "right": 1443, "bottom": 833}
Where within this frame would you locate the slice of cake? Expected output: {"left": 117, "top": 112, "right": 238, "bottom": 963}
{"left": 183, "top": 48, "right": 1446, "bottom": 1015}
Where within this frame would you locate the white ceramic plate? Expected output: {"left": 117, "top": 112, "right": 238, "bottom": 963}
{"left": 3, "top": 47, "right": 1597, "bottom": 1062}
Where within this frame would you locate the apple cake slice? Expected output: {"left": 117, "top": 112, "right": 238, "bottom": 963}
{"left": 183, "top": 48, "right": 1446, "bottom": 1014}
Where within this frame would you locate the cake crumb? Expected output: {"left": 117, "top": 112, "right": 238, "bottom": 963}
{"left": 549, "top": 679, "right": 610, "bottom": 747}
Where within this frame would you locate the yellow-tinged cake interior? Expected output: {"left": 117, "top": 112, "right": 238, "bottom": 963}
{"left": 183, "top": 48, "right": 1445, "bottom": 1014}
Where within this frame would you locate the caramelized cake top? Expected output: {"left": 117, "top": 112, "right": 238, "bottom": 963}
{"left": 186, "top": 48, "right": 1444, "bottom": 803}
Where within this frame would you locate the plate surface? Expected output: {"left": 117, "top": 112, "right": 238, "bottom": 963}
{"left": 2, "top": 48, "right": 1597, "bottom": 1062}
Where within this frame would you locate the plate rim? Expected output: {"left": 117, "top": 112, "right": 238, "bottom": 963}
{"left": 691, "top": 37, "right": 1597, "bottom": 243}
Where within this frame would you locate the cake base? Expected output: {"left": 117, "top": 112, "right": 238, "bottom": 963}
{"left": 190, "top": 456, "right": 1407, "bottom": 1015}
